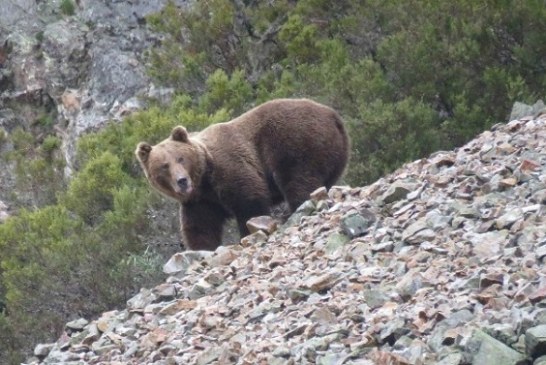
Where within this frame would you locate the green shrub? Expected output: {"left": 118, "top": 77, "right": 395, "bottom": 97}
{"left": 60, "top": 0, "right": 75, "bottom": 16}
{"left": 41, "top": 135, "right": 61, "bottom": 153}
{"left": 199, "top": 69, "right": 253, "bottom": 116}
{"left": 6, "top": 129, "right": 65, "bottom": 207}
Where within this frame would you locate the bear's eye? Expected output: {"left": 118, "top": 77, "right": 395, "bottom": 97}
{"left": 161, "top": 163, "right": 169, "bottom": 170}
{"left": 177, "top": 157, "right": 184, "bottom": 164}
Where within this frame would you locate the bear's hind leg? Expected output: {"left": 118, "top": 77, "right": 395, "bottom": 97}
{"left": 180, "top": 202, "right": 227, "bottom": 251}
{"left": 234, "top": 198, "right": 270, "bottom": 238}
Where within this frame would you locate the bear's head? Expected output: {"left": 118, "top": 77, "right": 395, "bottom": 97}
{"left": 136, "top": 126, "right": 209, "bottom": 203}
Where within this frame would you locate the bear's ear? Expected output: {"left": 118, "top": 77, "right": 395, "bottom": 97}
{"left": 171, "top": 126, "right": 189, "bottom": 143}
{"left": 136, "top": 142, "right": 152, "bottom": 164}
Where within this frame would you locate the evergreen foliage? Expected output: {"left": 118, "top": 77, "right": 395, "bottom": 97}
{"left": 147, "top": 0, "right": 545, "bottom": 184}
{"left": 59, "top": 0, "right": 75, "bottom": 16}
{"left": 1, "top": 0, "right": 545, "bottom": 362}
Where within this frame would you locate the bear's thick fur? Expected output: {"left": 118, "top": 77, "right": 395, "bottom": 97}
{"left": 136, "top": 98, "right": 349, "bottom": 250}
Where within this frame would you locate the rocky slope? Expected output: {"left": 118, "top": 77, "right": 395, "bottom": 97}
{"left": 26, "top": 110, "right": 546, "bottom": 364}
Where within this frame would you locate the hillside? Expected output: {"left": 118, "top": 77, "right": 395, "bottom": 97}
{"left": 2, "top": 1, "right": 546, "bottom": 363}
{"left": 28, "top": 111, "right": 546, "bottom": 364}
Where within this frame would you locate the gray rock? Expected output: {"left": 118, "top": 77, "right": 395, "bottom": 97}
{"left": 510, "top": 100, "right": 545, "bottom": 121}
{"left": 153, "top": 283, "right": 177, "bottom": 301}
{"left": 325, "top": 232, "right": 350, "bottom": 253}
{"left": 65, "top": 318, "right": 89, "bottom": 331}
{"left": 429, "top": 310, "right": 474, "bottom": 352}
{"left": 246, "top": 215, "right": 278, "bottom": 235}
{"left": 379, "top": 318, "right": 409, "bottom": 345}
{"left": 127, "top": 288, "right": 156, "bottom": 312}
{"left": 240, "top": 230, "right": 269, "bottom": 247}
{"left": 470, "top": 330, "right": 525, "bottom": 365}
{"left": 310, "top": 186, "right": 329, "bottom": 202}
{"left": 379, "top": 183, "right": 411, "bottom": 204}
{"left": 535, "top": 355, "right": 546, "bottom": 365}
{"left": 188, "top": 278, "right": 214, "bottom": 300}
{"left": 468, "top": 230, "right": 508, "bottom": 259}
{"left": 371, "top": 241, "right": 394, "bottom": 253}
{"left": 34, "top": 343, "right": 55, "bottom": 357}
{"left": 495, "top": 209, "right": 524, "bottom": 229}
{"left": 395, "top": 269, "right": 424, "bottom": 301}
{"left": 363, "top": 289, "right": 388, "bottom": 309}
{"left": 163, "top": 251, "right": 212, "bottom": 275}
{"left": 437, "top": 352, "right": 464, "bottom": 365}
{"left": 526, "top": 325, "right": 546, "bottom": 358}
{"left": 426, "top": 209, "right": 452, "bottom": 230}
{"left": 402, "top": 218, "right": 436, "bottom": 245}
{"left": 285, "top": 200, "right": 316, "bottom": 226}
{"left": 272, "top": 346, "right": 291, "bottom": 358}
{"left": 304, "top": 272, "right": 341, "bottom": 293}
{"left": 340, "top": 210, "right": 376, "bottom": 238}
{"left": 316, "top": 353, "right": 344, "bottom": 365}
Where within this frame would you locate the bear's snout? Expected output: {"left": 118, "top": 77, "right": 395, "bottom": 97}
{"left": 177, "top": 177, "right": 189, "bottom": 190}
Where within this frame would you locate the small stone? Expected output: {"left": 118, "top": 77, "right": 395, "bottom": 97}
{"left": 310, "top": 186, "right": 329, "bottom": 202}
{"left": 469, "top": 231, "right": 507, "bottom": 259}
{"left": 304, "top": 272, "right": 341, "bottom": 292}
{"left": 286, "top": 200, "right": 316, "bottom": 226}
{"left": 127, "top": 288, "right": 155, "bottom": 312}
{"left": 371, "top": 241, "right": 394, "bottom": 253}
{"left": 520, "top": 159, "right": 540, "bottom": 172}
{"left": 325, "top": 232, "right": 350, "bottom": 253}
{"left": 363, "top": 289, "right": 388, "bottom": 309}
{"left": 153, "top": 283, "right": 177, "bottom": 301}
{"left": 458, "top": 206, "right": 480, "bottom": 219}
{"left": 66, "top": 318, "right": 89, "bottom": 331}
{"left": 163, "top": 251, "right": 212, "bottom": 275}
{"left": 499, "top": 177, "right": 518, "bottom": 189}
{"left": 529, "top": 286, "right": 546, "bottom": 304}
{"left": 316, "top": 353, "right": 343, "bottom": 365}
{"left": 188, "top": 278, "right": 214, "bottom": 300}
{"left": 430, "top": 152, "right": 456, "bottom": 168}
{"left": 288, "top": 289, "right": 311, "bottom": 302}
{"left": 510, "top": 101, "right": 535, "bottom": 121}
{"left": 272, "top": 346, "right": 291, "bottom": 358}
{"left": 246, "top": 215, "right": 278, "bottom": 235}
{"left": 209, "top": 246, "right": 239, "bottom": 266}
{"left": 479, "top": 273, "right": 504, "bottom": 289}
{"left": 395, "top": 269, "right": 424, "bottom": 301}
{"left": 536, "top": 247, "right": 546, "bottom": 262}
{"left": 402, "top": 219, "right": 435, "bottom": 245}
{"left": 340, "top": 210, "right": 376, "bottom": 238}
{"left": 316, "top": 200, "right": 330, "bottom": 211}
{"left": 159, "top": 299, "right": 197, "bottom": 316}
{"left": 34, "top": 343, "right": 55, "bottom": 357}
{"left": 379, "top": 318, "right": 409, "bottom": 345}
{"left": 82, "top": 323, "right": 101, "bottom": 345}
{"left": 436, "top": 352, "right": 464, "bottom": 365}
{"left": 495, "top": 209, "right": 523, "bottom": 229}
{"left": 380, "top": 183, "right": 411, "bottom": 204}
{"left": 240, "top": 230, "right": 268, "bottom": 247}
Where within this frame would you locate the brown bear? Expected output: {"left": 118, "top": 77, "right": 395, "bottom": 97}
{"left": 136, "top": 98, "right": 349, "bottom": 251}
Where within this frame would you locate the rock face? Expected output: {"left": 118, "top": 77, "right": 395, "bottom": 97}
{"left": 0, "top": 0, "right": 185, "bottom": 203}
{"left": 28, "top": 113, "right": 546, "bottom": 364}
{"left": 0, "top": 0, "right": 188, "bottom": 253}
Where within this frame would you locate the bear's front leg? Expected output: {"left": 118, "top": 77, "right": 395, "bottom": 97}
{"left": 180, "top": 202, "right": 227, "bottom": 251}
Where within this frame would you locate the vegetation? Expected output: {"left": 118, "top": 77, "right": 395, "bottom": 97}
{"left": 1, "top": 0, "right": 545, "bottom": 363}
{"left": 59, "top": 0, "right": 75, "bottom": 16}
